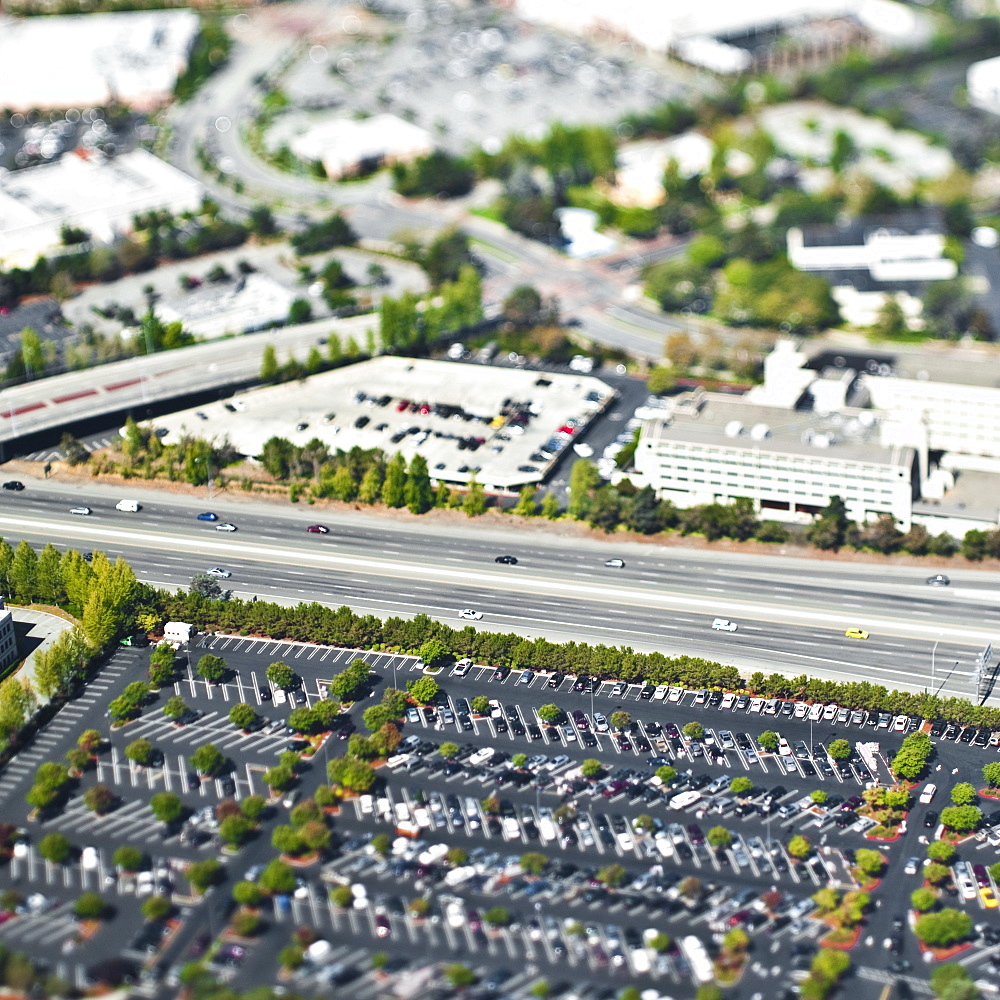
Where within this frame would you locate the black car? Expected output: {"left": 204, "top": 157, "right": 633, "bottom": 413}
{"left": 943, "top": 724, "right": 961, "bottom": 740}
{"left": 220, "top": 776, "right": 236, "bottom": 796}
{"left": 493, "top": 666, "right": 510, "bottom": 681}
{"left": 923, "top": 810, "right": 939, "bottom": 829}
{"left": 495, "top": 555, "right": 518, "bottom": 565}
{"left": 527, "top": 724, "right": 542, "bottom": 741}
{"left": 973, "top": 728, "right": 992, "bottom": 747}
{"left": 639, "top": 686, "right": 655, "bottom": 701}
{"left": 1, "top": 481, "right": 24, "bottom": 491}
{"left": 930, "top": 720, "right": 946, "bottom": 737}
{"left": 959, "top": 727, "right": 976, "bottom": 744}
{"left": 292, "top": 690, "right": 308, "bottom": 705}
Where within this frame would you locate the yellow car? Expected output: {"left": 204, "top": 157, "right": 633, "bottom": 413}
{"left": 845, "top": 628, "right": 870, "bottom": 640}
{"left": 980, "top": 886, "right": 998, "bottom": 909}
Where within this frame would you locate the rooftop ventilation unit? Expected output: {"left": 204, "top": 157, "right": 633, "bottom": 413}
{"left": 723, "top": 420, "right": 744, "bottom": 438}
{"left": 749, "top": 423, "right": 770, "bottom": 441}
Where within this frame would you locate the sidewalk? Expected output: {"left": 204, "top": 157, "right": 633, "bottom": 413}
{"left": 9, "top": 606, "right": 77, "bottom": 705}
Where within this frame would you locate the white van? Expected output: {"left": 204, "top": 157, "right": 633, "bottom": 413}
{"left": 115, "top": 499, "right": 141, "bottom": 512}
{"left": 807, "top": 703, "right": 824, "bottom": 722}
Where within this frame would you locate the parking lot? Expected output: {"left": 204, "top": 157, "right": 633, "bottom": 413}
{"left": 3, "top": 634, "right": 1000, "bottom": 997}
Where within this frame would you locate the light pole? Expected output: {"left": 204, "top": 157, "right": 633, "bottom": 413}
{"left": 931, "top": 635, "right": 942, "bottom": 694}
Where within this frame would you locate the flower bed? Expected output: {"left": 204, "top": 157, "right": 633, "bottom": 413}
{"left": 916, "top": 939, "right": 973, "bottom": 962}
{"left": 819, "top": 925, "right": 861, "bottom": 950}
{"left": 979, "top": 788, "right": 1000, "bottom": 801}
{"left": 864, "top": 826, "right": 902, "bottom": 842}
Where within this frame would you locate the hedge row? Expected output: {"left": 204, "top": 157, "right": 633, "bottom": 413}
{"left": 153, "top": 591, "right": 1000, "bottom": 729}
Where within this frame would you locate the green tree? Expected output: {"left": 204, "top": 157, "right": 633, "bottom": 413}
{"left": 113, "top": 846, "right": 145, "bottom": 872}
{"left": 260, "top": 344, "right": 279, "bottom": 382}
{"left": 811, "top": 790, "right": 828, "bottom": 805}
{"left": 196, "top": 654, "right": 227, "bottom": 683}
{"left": 241, "top": 794, "right": 267, "bottom": 822}
{"left": 854, "top": 849, "right": 884, "bottom": 876}
{"left": 219, "top": 815, "right": 254, "bottom": 848}
{"left": 444, "top": 964, "right": 477, "bottom": 988}
{"left": 190, "top": 743, "right": 224, "bottom": 776}
{"left": 940, "top": 805, "right": 982, "bottom": 832}
{"left": 610, "top": 710, "right": 631, "bottom": 731}
{"left": 827, "top": 738, "right": 851, "bottom": 760}
{"left": 150, "top": 792, "right": 184, "bottom": 825}
{"left": 73, "top": 892, "right": 106, "bottom": 920}
{"left": 141, "top": 895, "right": 172, "bottom": 922}
{"left": 229, "top": 703, "right": 257, "bottom": 730}
{"left": 683, "top": 721, "right": 704, "bottom": 740}
{"left": 597, "top": 863, "right": 626, "bottom": 887}
{"left": 914, "top": 908, "right": 972, "bottom": 947}
{"left": 707, "top": 826, "right": 733, "bottom": 849}
{"left": 233, "top": 880, "right": 264, "bottom": 908}
{"left": 264, "top": 765, "right": 294, "bottom": 792}
{"left": 891, "top": 731, "right": 932, "bottom": 779}
{"left": 470, "top": 696, "right": 490, "bottom": 715}
{"left": 656, "top": 765, "right": 677, "bottom": 785}
{"left": 922, "top": 864, "right": 949, "bottom": 890}
{"left": 405, "top": 454, "right": 434, "bottom": 514}
{"left": 446, "top": 847, "right": 468, "bottom": 866}
{"left": 259, "top": 859, "right": 295, "bottom": 895}
{"left": 407, "top": 676, "right": 439, "bottom": 704}
{"left": 187, "top": 859, "right": 224, "bottom": 894}
{"left": 512, "top": 485, "right": 538, "bottom": 517}
{"left": 163, "top": 696, "right": 187, "bottom": 720}
{"left": 757, "top": 730, "right": 779, "bottom": 752}
{"left": 462, "top": 476, "right": 486, "bottom": 517}
{"left": 381, "top": 453, "right": 407, "bottom": 508}
{"left": 581, "top": 759, "right": 603, "bottom": 778}
{"left": 541, "top": 492, "right": 561, "bottom": 519}
{"left": 483, "top": 906, "right": 510, "bottom": 927}
{"left": 950, "top": 782, "right": 977, "bottom": 805}
{"left": 439, "top": 741, "right": 460, "bottom": 759}
{"left": 983, "top": 762, "right": 1000, "bottom": 789}
{"left": 537, "top": 704, "right": 562, "bottom": 724}
{"left": 78, "top": 729, "right": 102, "bottom": 753}
{"left": 266, "top": 660, "right": 295, "bottom": 689}
{"left": 787, "top": 835, "right": 812, "bottom": 859}
{"left": 330, "top": 884, "right": 353, "bottom": 908}
{"left": 125, "top": 738, "right": 154, "bottom": 765}
{"left": 520, "top": 852, "right": 548, "bottom": 875}
{"left": 38, "top": 833, "right": 72, "bottom": 863}
{"left": 911, "top": 887, "right": 938, "bottom": 912}
{"left": 567, "top": 460, "right": 600, "bottom": 519}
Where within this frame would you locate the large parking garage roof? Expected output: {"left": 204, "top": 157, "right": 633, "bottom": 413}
{"left": 154, "top": 356, "right": 615, "bottom": 490}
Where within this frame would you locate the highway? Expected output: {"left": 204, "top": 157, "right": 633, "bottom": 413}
{"left": 3, "top": 477, "right": 998, "bottom": 699}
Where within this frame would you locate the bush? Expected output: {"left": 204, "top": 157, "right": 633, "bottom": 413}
{"left": 73, "top": 892, "right": 105, "bottom": 920}
{"left": 231, "top": 911, "right": 262, "bottom": 937}
{"left": 233, "top": 881, "right": 263, "bottom": 907}
{"left": 914, "top": 908, "right": 971, "bottom": 947}
{"left": 113, "top": 846, "right": 145, "bottom": 872}
{"left": 38, "top": 833, "right": 72, "bottom": 863}
{"left": 142, "top": 895, "right": 172, "bottom": 921}
{"left": 911, "top": 888, "right": 937, "bottom": 912}
{"left": 927, "top": 839, "right": 956, "bottom": 863}
{"left": 187, "top": 859, "right": 224, "bottom": 894}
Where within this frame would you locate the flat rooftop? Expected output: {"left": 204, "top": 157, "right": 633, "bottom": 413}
{"left": 913, "top": 468, "right": 1000, "bottom": 524}
{"left": 641, "top": 392, "right": 910, "bottom": 468}
{"left": 154, "top": 356, "right": 615, "bottom": 490}
{"left": 0, "top": 9, "right": 199, "bottom": 112}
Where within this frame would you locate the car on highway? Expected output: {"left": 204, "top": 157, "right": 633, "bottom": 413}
{"left": 711, "top": 618, "right": 737, "bottom": 632}
{"left": 1, "top": 481, "right": 24, "bottom": 491}
{"left": 459, "top": 609, "right": 482, "bottom": 620}
{"left": 196, "top": 512, "right": 218, "bottom": 521}
{"left": 925, "top": 574, "right": 950, "bottom": 586}
{"left": 70, "top": 506, "right": 92, "bottom": 515}
{"left": 844, "top": 628, "right": 869, "bottom": 639}
{"left": 215, "top": 523, "right": 237, "bottom": 532}
{"left": 206, "top": 567, "right": 231, "bottom": 578}
{"left": 495, "top": 555, "right": 518, "bottom": 564}
{"left": 604, "top": 558, "right": 625, "bottom": 568}
{"left": 306, "top": 524, "right": 329, "bottom": 534}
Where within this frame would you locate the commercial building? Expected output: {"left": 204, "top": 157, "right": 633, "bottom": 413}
{"left": 504, "top": 0, "right": 926, "bottom": 73}
{"left": 0, "top": 9, "right": 200, "bottom": 112}
{"left": 968, "top": 55, "right": 1000, "bottom": 115}
{"left": 0, "top": 599, "right": 19, "bottom": 672}
{"left": 0, "top": 147, "right": 204, "bottom": 269}
{"left": 634, "top": 388, "right": 915, "bottom": 528}
{"left": 274, "top": 113, "right": 433, "bottom": 181}
{"left": 786, "top": 213, "right": 957, "bottom": 328}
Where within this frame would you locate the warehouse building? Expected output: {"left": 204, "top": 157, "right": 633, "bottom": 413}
{"left": 0, "top": 9, "right": 200, "bottom": 112}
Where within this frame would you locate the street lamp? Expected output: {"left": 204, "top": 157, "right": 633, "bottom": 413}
{"left": 931, "top": 635, "right": 942, "bottom": 694}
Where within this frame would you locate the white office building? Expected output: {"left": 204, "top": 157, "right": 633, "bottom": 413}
{"left": 634, "top": 390, "right": 915, "bottom": 528}
{"left": 0, "top": 598, "right": 19, "bottom": 672}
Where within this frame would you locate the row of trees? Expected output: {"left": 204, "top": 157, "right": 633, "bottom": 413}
{"left": 147, "top": 593, "right": 1000, "bottom": 730}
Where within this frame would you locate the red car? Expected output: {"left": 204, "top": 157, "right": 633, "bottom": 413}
{"left": 395, "top": 400, "right": 409, "bottom": 412}
{"left": 306, "top": 525, "right": 329, "bottom": 534}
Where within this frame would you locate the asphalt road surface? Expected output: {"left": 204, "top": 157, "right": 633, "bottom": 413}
{"left": 2, "top": 478, "right": 998, "bottom": 699}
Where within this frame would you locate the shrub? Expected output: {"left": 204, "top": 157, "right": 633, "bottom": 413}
{"left": 142, "top": 895, "right": 172, "bottom": 921}
{"left": 73, "top": 892, "right": 105, "bottom": 920}
{"left": 113, "top": 846, "right": 144, "bottom": 872}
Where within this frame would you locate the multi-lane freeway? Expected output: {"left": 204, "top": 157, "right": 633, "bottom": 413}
{"left": 3, "top": 476, "right": 998, "bottom": 699}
